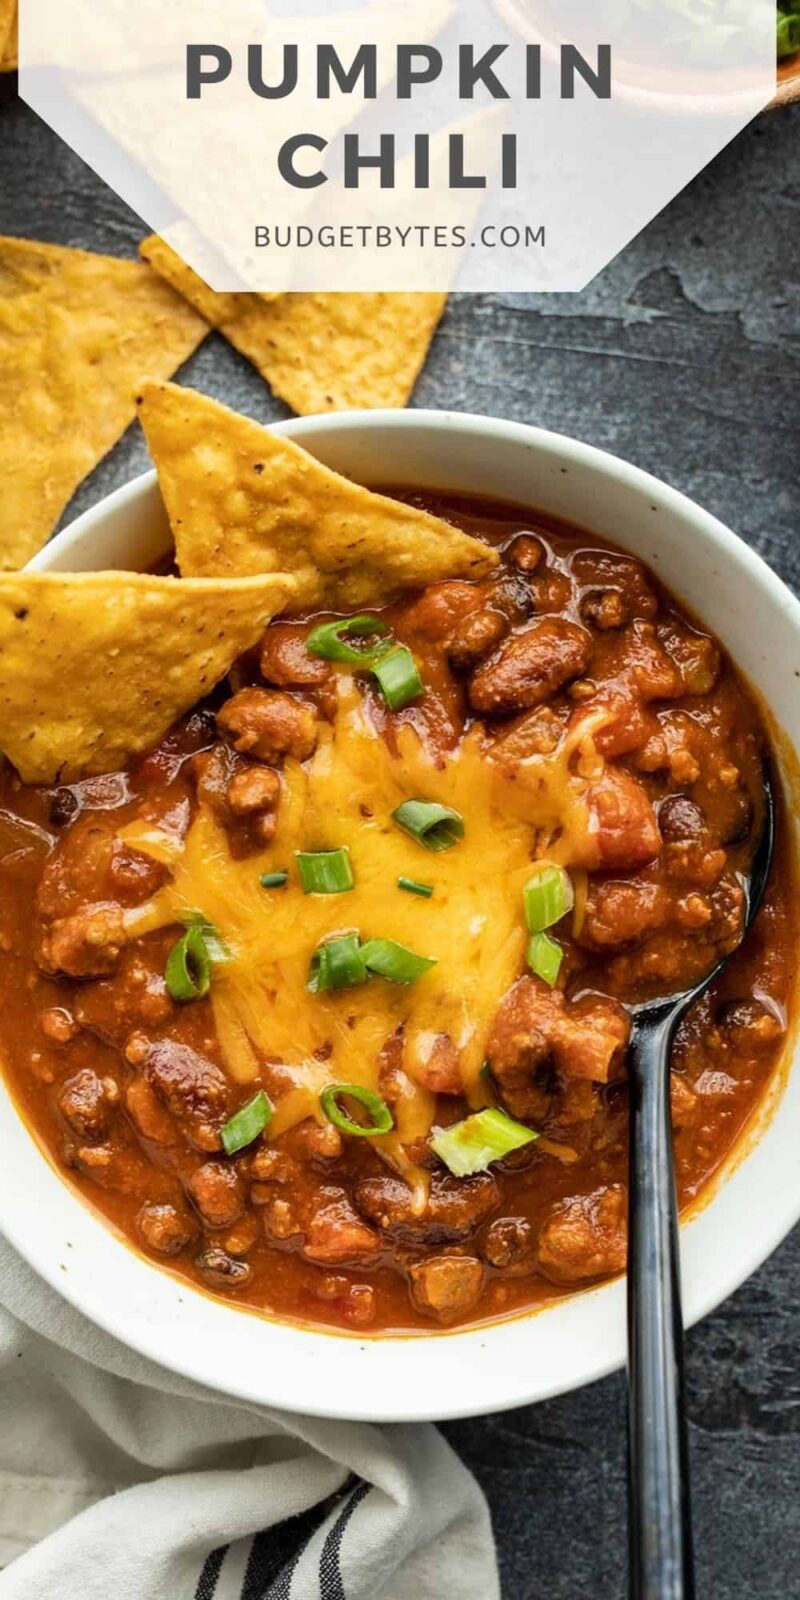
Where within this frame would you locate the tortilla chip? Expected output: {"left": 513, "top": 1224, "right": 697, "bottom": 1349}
{"left": 140, "top": 236, "right": 281, "bottom": 321}
{"left": 0, "top": 237, "right": 207, "bottom": 570}
{"left": 0, "top": 570, "right": 295, "bottom": 783}
{"left": 0, "top": 1, "right": 16, "bottom": 70}
{"left": 137, "top": 381, "right": 498, "bottom": 609}
{"left": 140, "top": 235, "right": 446, "bottom": 414}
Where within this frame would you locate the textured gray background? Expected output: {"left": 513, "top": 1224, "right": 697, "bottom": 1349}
{"left": 1, "top": 78, "right": 799, "bottom": 1600}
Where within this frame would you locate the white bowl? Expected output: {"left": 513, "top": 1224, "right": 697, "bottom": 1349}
{"left": 6, "top": 409, "right": 799, "bottom": 1422}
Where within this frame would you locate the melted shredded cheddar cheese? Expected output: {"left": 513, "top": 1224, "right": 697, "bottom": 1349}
{"left": 121, "top": 679, "right": 602, "bottom": 1174}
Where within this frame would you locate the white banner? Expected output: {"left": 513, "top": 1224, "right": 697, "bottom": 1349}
{"left": 20, "top": 0, "right": 776, "bottom": 292}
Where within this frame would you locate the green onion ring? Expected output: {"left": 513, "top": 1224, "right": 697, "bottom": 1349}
{"left": 392, "top": 798, "right": 465, "bottom": 852}
{"left": 221, "top": 1090, "right": 273, "bottom": 1155}
{"left": 306, "top": 614, "right": 391, "bottom": 665}
{"left": 165, "top": 925, "right": 211, "bottom": 1002}
{"left": 523, "top": 863, "right": 574, "bottom": 934}
{"left": 777, "top": 11, "right": 800, "bottom": 57}
{"left": 431, "top": 1107, "right": 538, "bottom": 1177}
{"left": 296, "top": 848, "right": 354, "bottom": 895}
{"left": 360, "top": 937, "right": 436, "bottom": 985}
{"left": 527, "top": 931, "right": 563, "bottom": 987}
{"left": 260, "top": 869, "right": 289, "bottom": 889}
{"left": 178, "top": 911, "right": 230, "bottom": 964}
{"left": 371, "top": 645, "right": 424, "bottom": 711}
{"left": 307, "top": 933, "right": 368, "bottom": 993}
{"left": 320, "top": 1083, "right": 394, "bottom": 1137}
{"left": 397, "top": 876, "right": 434, "bottom": 898}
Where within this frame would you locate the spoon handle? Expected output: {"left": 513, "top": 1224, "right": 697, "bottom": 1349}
{"left": 627, "top": 1010, "right": 695, "bottom": 1600}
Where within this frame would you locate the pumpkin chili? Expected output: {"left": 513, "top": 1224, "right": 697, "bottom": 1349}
{"left": 0, "top": 490, "right": 794, "bottom": 1334}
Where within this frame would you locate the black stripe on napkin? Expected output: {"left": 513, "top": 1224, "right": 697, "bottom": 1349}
{"left": 244, "top": 1493, "right": 338, "bottom": 1600}
{"left": 194, "top": 1544, "right": 227, "bottom": 1600}
{"left": 317, "top": 1481, "right": 371, "bottom": 1600}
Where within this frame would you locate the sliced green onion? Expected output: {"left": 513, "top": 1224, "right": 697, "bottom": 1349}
{"left": 431, "top": 1107, "right": 538, "bottom": 1177}
{"left": 165, "top": 925, "right": 211, "bottom": 1002}
{"left": 260, "top": 870, "right": 288, "bottom": 889}
{"left": 307, "top": 933, "right": 368, "bottom": 994}
{"left": 392, "top": 799, "right": 464, "bottom": 852}
{"left": 320, "top": 1083, "right": 394, "bottom": 1137}
{"left": 777, "top": 12, "right": 800, "bottom": 57}
{"left": 221, "top": 1089, "right": 272, "bottom": 1155}
{"left": 397, "top": 875, "right": 434, "bottom": 899}
{"left": 306, "top": 614, "right": 391, "bottom": 665}
{"left": 167, "top": 913, "right": 232, "bottom": 1002}
{"left": 178, "top": 911, "right": 231, "bottom": 965}
{"left": 523, "top": 863, "right": 574, "bottom": 934}
{"left": 371, "top": 645, "right": 424, "bottom": 711}
{"left": 296, "top": 847, "right": 354, "bottom": 895}
{"left": 360, "top": 937, "right": 436, "bottom": 985}
{"left": 527, "top": 931, "right": 563, "bottom": 987}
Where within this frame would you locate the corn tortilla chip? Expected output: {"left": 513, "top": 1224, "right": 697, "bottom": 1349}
{"left": 140, "top": 236, "right": 281, "bottom": 321}
{"left": 137, "top": 381, "right": 498, "bottom": 609}
{"left": 0, "top": 237, "right": 207, "bottom": 570}
{"left": 0, "top": 1, "right": 16, "bottom": 70}
{"left": 140, "top": 235, "right": 446, "bottom": 415}
{"left": 0, "top": 570, "right": 295, "bottom": 783}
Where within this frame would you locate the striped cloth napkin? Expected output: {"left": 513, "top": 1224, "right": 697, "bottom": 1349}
{"left": 0, "top": 1236, "right": 498, "bottom": 1600}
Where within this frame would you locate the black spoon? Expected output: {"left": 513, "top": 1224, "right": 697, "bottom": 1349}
{"left": 626, "top": 765, "right": 775, "bottom": 1600}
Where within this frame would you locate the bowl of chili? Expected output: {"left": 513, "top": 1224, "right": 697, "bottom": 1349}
{"left": 0, "top": 406, "right": 797, "bottom": 1421}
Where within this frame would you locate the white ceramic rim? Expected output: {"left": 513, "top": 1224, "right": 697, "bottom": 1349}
{"left": 3, "top": 407, "right": 797, "bottom": 1422}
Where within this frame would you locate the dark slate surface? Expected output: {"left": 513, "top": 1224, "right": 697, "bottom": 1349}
{"left": 1, "top": 78, "right": 799, "bottom": 1600}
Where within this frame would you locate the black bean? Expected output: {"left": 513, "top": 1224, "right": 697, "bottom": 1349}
{"left": 48, "top": 787, "right": 79, "bottom": 827}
